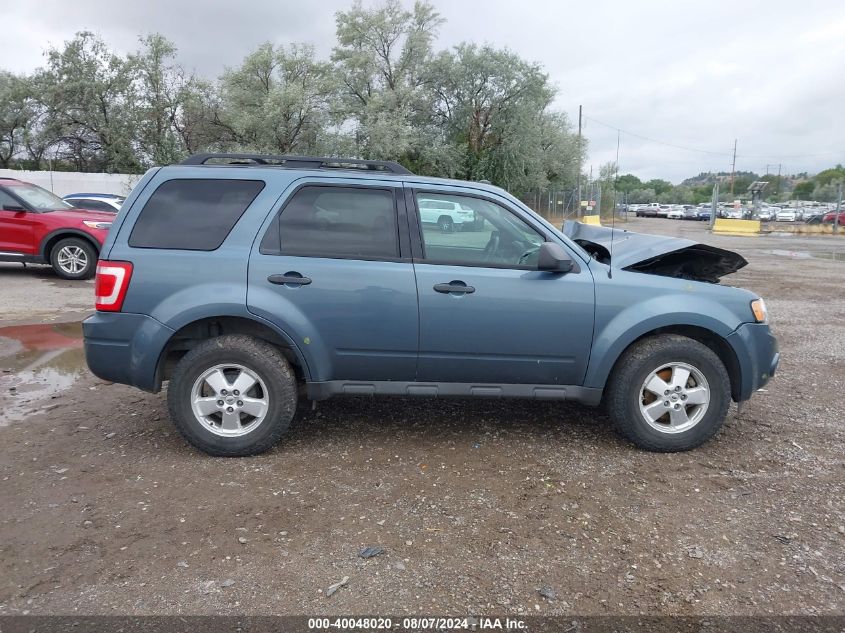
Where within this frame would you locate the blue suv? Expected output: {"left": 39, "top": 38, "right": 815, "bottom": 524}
{"left": 83, "top": 153, "right": 778, "bottom": 456}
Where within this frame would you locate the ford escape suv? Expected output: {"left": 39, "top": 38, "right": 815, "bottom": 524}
{"left": 83, "top": 153, "right": 778, "bottom": 456}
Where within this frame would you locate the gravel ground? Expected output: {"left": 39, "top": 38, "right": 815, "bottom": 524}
{"left": 0, "top": 218, "right": 843, "bottom": 616}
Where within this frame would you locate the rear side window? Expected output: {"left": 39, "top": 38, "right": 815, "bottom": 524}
{"left": 70, "top": 199, "right": 116, "bottom": 212}
{"left": 265, "top": 186, "right": 398, "bottom": 259}
{"left": 129, "top": 179, "right": 264, "bottom": 250}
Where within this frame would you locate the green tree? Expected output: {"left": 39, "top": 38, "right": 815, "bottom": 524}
{"left": 814, "top": 165, "right": 845, "bottom": 187}
{"left": 219, "top": 42, "right": 331, "bottom": 155}
{"left": 644, "top": 179, "right": 672, "bottom": 195}
{"left": 332, "top": 0, "right": 443, "bottom": 163}
{"left": 627, "top": 188, "right": 656, "bottom": 204}
{"left": 131, "top": 34, "right": 199, "bottom": 166}
{"left": 792, "top": 180, "right": 814, "bottom": 200}
{"left": 39, "top": 32, "right": 140, "bottom": 172}
{"left": 615, "top": 173, "right": 642, "bottom": 194}
{"left": 0, "top": 71, "right": 36, "bottom": 168}
{"left": 428, "top": 43, "right": 573, "bottom": 192}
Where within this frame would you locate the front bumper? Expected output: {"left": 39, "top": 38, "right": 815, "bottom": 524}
{"left": 83, "top": 312, "right": 174, "bottom": 392}
{"left": 726, "top": 322, "right": 779, "bottom": 401}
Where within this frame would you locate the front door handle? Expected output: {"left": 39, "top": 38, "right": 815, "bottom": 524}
{"left": 268, "top": 273, "right": 312, "bottom": 286}
{"left": 433, "top": 281, "right": 475, "bottom": 294}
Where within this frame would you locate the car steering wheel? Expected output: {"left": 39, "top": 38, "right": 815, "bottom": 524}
{"left": 482, "top": 231, "right": 500, "bottom": 262}
{"left": 518, "top": 245, "right": 541, "bottom": 266}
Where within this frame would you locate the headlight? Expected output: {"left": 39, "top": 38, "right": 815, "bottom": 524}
{"left": 83, "top": 221, "right": 112, "bottom": 230}
{"left": 751, "top": 298, "right": 768, "bottom": 323}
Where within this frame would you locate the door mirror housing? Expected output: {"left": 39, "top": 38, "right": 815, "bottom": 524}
{"left": 2, "top": 204, "right": 26, "bottom": 212}
{"left": 537, "top": 242, "right": 574, "bottom": 273}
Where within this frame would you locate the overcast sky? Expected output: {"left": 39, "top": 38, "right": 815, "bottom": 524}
{"left": 5, "top": 0, "right": 845, "bottom": 182}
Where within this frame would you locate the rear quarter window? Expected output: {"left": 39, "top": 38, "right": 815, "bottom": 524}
{"left": 128, "top": 179, "right": 265, "bottom": 250}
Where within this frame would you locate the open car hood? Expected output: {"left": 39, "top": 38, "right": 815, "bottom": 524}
{"left": 561, "top": 221, "right": 747, "bottom": 283}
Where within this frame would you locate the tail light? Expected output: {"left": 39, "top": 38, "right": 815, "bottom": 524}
{"left": 95, "top": 261, "right": 133, "bottom": 312}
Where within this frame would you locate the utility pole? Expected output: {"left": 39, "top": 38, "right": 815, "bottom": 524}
{"left": 576, "top": 105, "right": 582, "bottom": 218}
{"left": 835, "top": 182, "right": 842, "bottom": 235}
{"left": 710, "top": 182, "right": 720, "bottom": 230}
{"left": 614, "top": 129, "right": 621, "bottom": 222}
{"left": 729, "top": 139, "right": 737, "bottom": 197}
{"left": 776, "top": 163, "right": 782, "bottom": 201}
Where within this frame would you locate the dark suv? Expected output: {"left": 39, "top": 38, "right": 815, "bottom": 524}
{"left": 83, "top": 153, "right": 778, "bottom": 456}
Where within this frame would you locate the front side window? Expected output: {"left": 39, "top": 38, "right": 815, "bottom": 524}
{"left": 416, "top": 193, "right": 544, "bottom": 268}
{"left": 271, "top": 186, "right": 399, "bottom": 259}
{"left": 0, "top": 190, "right": 21, "bottom": 209}
{"left": 129, "top": 179, "right": 264, "bottom": 250}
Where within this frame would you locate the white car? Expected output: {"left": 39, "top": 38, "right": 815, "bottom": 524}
{"left": 418, "top": 198, "right": 475, "bottom": 231}
{"left": 776, "top": 209, "right": 797, "bottom": 222}
{"left": 62, "top": 193, "right": 125, "bottom": 213}
{"left": 756, "top": 207, "right": 774, "bottom": 221}
{"left": 667, "top": 207, "right": 685, "bottom": 219}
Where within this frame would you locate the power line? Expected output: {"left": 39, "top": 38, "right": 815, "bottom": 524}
{"left": 583, "top": 115, "right": 844, "bottom": 160}
{"left": 585, "top": 116, "right": 733, "bottom": 156}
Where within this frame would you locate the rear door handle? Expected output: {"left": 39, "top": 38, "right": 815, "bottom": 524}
{"left": 433, "top": 281, "right": 475, "bottom": 294}
{"left": 268, "top": 273, "right": 312, "bottom": 286}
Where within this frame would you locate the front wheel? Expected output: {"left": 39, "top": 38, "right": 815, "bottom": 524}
{"left": 604, "top": 334, "right": 731, "bottom": 452}
{"left": 50, "top": 237, "right": 97, "bottom": 280}
{"left": 167, "top": 335, "right": 297, "bottom": 456}
{"left": 437, "top": 216, "right": 454, "bottom": 232}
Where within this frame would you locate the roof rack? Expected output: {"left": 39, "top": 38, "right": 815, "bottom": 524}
{"left": 179, "top": 153, "right": 413, "bottom": 175}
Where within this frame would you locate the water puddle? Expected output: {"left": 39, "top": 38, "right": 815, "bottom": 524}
{"left": 0, "top": 322, "right": 86, "bottom": 426}
{"left": 764, "top": 249, "right": 845, "bottom": 262}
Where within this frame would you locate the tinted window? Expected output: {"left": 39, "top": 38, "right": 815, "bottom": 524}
{"left": 70, "top": 199, "right": 117, "bottom": 212}
{"left": 129, "top": 179, "right": 264, "bottom": 250}
{"left": 272, "top": 186, "right": 398, "bottom": 259}
{"left": 416, "top": 193, "right": 543, "bottom": 268}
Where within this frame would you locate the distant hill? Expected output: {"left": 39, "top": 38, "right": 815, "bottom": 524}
{"left": 681, "top": 171, "right": 758, "bottom": 187}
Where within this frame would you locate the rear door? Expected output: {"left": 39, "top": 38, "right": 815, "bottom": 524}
{"left": 407, "top": 186, "right": 595, "bottom": 386}
{"left": 247, "top": 179, "right": 419, "bottom": 382}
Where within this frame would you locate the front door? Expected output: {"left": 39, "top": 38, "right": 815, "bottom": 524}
{"left": 409, "top": 188, "right": 595, "bottom": 385}
{"left": 247, "top": 180, "right": 419, "bottom": 382}
{"left": 0, "top": 190, "right": 37, "bottom": 255}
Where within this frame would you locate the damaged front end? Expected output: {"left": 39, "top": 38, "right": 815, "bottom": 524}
{"left": 561, "top": 221, "right": 747, "bottom": 284}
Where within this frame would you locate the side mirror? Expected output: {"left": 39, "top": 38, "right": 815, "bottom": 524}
{"left": 537, "top": 242, "right": 574, "bottom": 273}
{"left": 2, "top": 204, "right": 26, "bottom": 212}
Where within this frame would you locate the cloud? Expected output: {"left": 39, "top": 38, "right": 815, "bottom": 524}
{"left": 3, "top": 0, "right": 844, "bottom": 182}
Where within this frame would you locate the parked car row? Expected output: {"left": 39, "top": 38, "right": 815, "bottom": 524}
{"left": 632, "top": 203, "right": 711, "bottom": 221}
{"left": 631, "top": 202, "right": 841, "bottom": 223}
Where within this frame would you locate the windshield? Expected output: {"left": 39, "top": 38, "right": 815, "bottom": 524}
{"left": 9, "top": 184, "right": 74, "bottom": 212}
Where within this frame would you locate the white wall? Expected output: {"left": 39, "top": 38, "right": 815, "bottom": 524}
{"left": 0, "top": 169, "right": 142, "bottom": 197}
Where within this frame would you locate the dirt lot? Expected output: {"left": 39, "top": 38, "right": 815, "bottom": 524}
{"left": 0, "top": 218, "right": 843, "bottom": 616}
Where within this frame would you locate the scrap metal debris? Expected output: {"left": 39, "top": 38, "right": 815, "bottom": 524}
{"left": 325, "top": 576, "right": 349, "bottom": 597}
{"left": 358, "top": 545, "right": 384, "bottom": 559}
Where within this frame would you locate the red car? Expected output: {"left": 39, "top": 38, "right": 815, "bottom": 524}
{"left": 822, "top": 210, "right": 845, "bottom": 225}
{"left": 0, "top": 178, "right": 115, "bottom": 279}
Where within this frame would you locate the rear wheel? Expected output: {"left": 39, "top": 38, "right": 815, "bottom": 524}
{"left": 50, "top": 237, "right": 97, "bottom": 280}
{"left": 167, "top": 335, "right": 297, "bottom": 456}
{"left": 605, "top": 334, "right": 731, "bottom": 452}
{"left": 437, "top": 215, "right": 454, "bottom": 232}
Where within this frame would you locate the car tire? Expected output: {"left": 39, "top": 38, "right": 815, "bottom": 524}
{"left": 604, "top": 334, "right": 731, "bottom": 452}
{"left": 167, "top": 335, "right": 297, "bottom": 457}
{"left": 50, "top": 237, "right": 97, "bottom": 280}
{"left": 437, "top": 216, "right": 454, "bottom": 232}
